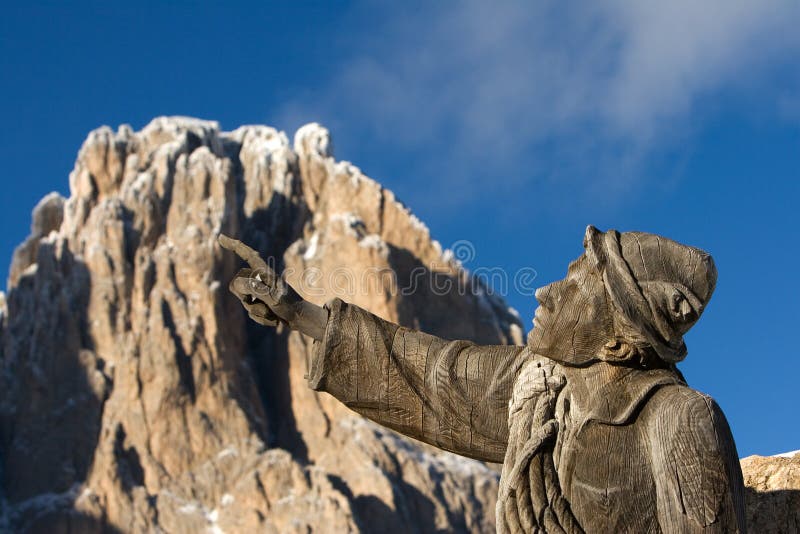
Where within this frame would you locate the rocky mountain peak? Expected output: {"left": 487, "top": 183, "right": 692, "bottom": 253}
{"left": 1, "top": 116, "right": 518, "bottom": 533}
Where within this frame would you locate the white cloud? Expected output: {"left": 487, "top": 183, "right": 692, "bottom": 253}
{"left": 603, "top": 1, "right": 800, "bottom": 131}
{"left": 277, "top": 1, "right": 800, "bottom": 206}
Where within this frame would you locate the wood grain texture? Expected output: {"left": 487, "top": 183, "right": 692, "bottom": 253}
{"left": 309, "top": 302, "right": 746, "bottom": 532}
{"left": 300, "top": 226, "right": 746, "bottom": 532}
{"left": 308, "top": 298, "right": 524, "bottom": 463}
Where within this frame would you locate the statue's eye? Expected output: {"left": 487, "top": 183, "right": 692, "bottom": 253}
{"left": 671, "top": 292, "right": 694, "bottom": 321}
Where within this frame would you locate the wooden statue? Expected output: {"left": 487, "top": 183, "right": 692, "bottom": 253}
{"left": 220, "top": 225, "right": 747, "bottom": 533}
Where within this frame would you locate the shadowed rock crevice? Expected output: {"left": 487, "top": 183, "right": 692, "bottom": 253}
{"left": 160, "top": 299, "right": 196, "bottom": 403}
{"left": 15, "top": 508, "right": 124, "bottom": 534}
{"left": 114, "top": 425, "right": 145, "bottom": 491}
{"left": 387, "top": 243, "right": 519, "bottom": 344}
{"left": 741, "top": 454, "right": 800, "bottom": 532}
{"left": 327, "top": 472, "right": 444, "bottom": 534}
{"left": 744, "top": 487, "right": 800, "bottom": 525}
{"left": 0, "top": 242, "right": 110, "bottom": 531}
{"left": 236, "top": 179, "right": 313, "bottom": 457}
{"left": 249, "top": 327, "right": 309, "bottom": 462}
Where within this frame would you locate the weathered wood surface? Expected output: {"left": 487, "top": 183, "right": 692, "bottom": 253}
{"left": 306, "top": 298, "right": 524, "bottom": 463}
{"left": 307, "top": 300, "right": 745, "bottom": 532}
{"left": 228, "top": 225, "right": 748, "bottom": 532}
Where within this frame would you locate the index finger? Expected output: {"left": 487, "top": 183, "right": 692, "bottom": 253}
{"left": 218, "top": 234, "right": 268, "bottom": 271}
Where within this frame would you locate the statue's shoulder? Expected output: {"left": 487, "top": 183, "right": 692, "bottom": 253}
{"left": 645, "top": 382, "right": 728, "bottom": 433}
{"left": 642, "top": 382, "right": 734, "bottom": 449}
{"left": 642, "top": 383, "right": 741, "bottom": 528}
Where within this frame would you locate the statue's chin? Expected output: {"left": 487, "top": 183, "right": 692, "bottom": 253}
{"left": 525, "top": 327, "right": 542, "bottom": 349}
{"left": 526, "top": 335, "right": 558, "bottom": 361}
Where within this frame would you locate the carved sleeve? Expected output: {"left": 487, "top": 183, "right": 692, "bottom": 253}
{"left": 648, "top": 387, "right": 747, "bottom": 533}
{"left": 307, "top": 298, "right": 527, "bottom": 462}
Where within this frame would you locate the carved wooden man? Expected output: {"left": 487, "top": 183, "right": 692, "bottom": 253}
{"left": 220, "top": 226, "right": 746, "bottom": 533}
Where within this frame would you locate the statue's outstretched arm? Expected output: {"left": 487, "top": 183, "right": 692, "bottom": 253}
{"left": 308, "top": 298, "right": 528, "bottom": 463}
{"left": 220, "top": 233, "right": 528, "bottom": 461}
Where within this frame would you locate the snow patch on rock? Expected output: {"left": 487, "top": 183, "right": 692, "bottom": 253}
{"left": 294, "top": 122, "right": 333, "bottom": 159}
{"left": 303, "top": 233, "right": 320, "bottom": 260}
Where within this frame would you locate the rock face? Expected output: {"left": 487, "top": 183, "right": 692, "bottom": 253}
{"left": 0, "top": 117, "right": 520, "bottom": 533}
{"left": 741, "top": 452, "right": 800, "bottom": 533}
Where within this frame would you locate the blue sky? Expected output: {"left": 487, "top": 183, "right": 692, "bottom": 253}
{"left": 1, "top": 2, "right": 798, "bottom": 457}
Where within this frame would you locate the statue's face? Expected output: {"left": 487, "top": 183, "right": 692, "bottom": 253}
{"left": 528, "top": 253, "right": 614, "bottom": 363}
